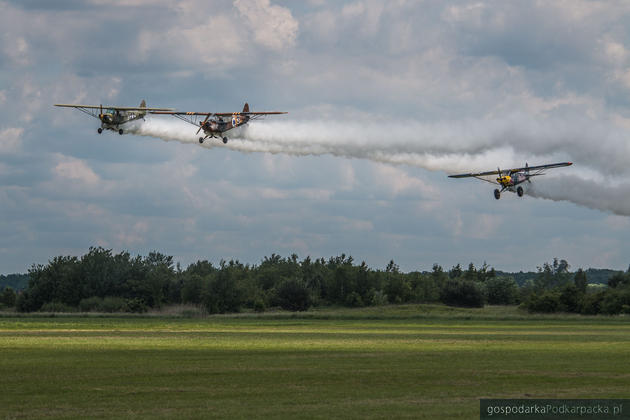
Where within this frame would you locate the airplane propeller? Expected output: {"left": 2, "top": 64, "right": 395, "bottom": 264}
{"left": 99, "top": 104, "right": 103, "bottom": 120}
{"left": 196, "top": 113, "right": 211, "bottom": 135}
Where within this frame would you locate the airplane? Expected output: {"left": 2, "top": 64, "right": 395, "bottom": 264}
{"left": 54, "top": 100, "right": 173, "bottom": 135}
{"left": 150, "top": 102, "right": 287, "bottom": 144}
{"left": 448, "top": 162, "right": 573, "bottom": 200}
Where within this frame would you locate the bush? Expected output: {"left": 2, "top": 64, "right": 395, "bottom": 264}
{"left": 15, "top": 291, "right": 40, "bottom": 313}
{"left": 440, "top": 279, "right": 484, "bottom": 308}
{"left": 40, "top": 302, "right": 76, "bottom": 313}
{"left": 600, "top": 289, "right": 630, "bottom": 315}
{"left": 559, "top": 284, "right": 582, "bottom": 313}
{"left": 101, "top": 297, "right": 127, "bottom": 312}
{"left": 275, "top": 278, "right": 311, "bottom": 312}
{"left": 1, "top": 287, "right": 17, "bottom": 307}
{"left": 524, "top": 291, "right": 563, "bottom": 313}
{"left": 345, "top": 291, "right": 364, "bottom": 307}
{"left": 124, "top": 298, "right": 148, "bottom": 313}
{"left": 79, "top": 296, "right": 103, "bottom": 312}
{"left": 580, "top": 292, "right": 604, "bottom": 315}
{"left": 384, "top": 276, "right": 411, "bottom": 304}
{"left": 252, "top": 298, "right": 266, "bottom": 313}
{"left": 370, "top": 290, "right": 388, "bottom": 306}
{"left": 485, "top": 277, "right": 518, "bottom": 305}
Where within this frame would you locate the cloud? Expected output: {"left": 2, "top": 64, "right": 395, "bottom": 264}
{"left": 53, "top": 154, "right": 100, "bottom": 186}
{"left": 3, "top": 1, "right": 630, "bottom": 274}
{"left": 0, "top": 127, "right": 23, "bottom": 154}
{"left": 234, "top": 0, "right": 298, "bottom": 51}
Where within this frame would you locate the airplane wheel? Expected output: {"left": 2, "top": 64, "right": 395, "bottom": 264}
{"left": 517, "top": 186, "right": 523, "bottom": 197}
{"left": 97, "top": 128, "right": 103, "bottom": 134}
{"left": 199, "top": 137, "right": 204, "bottom": 144}
{"left": 222, "top": 137, "right": 228, "bottom": 144}
{"left": 118, "top": 129, "right": 123, "bottom": 135}
{"left": 494, "top": 189, "right": 501, "bottom": 200}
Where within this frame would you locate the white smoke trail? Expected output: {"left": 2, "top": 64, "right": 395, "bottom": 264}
{"left": 128, "top": 115, "right": 630, "bottom": 216}
{"left": 528, "top": 176, "right": 630, "bottom": 216}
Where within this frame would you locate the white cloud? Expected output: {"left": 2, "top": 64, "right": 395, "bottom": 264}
{"left": 53, "top": 154, "right": 100, "bottom": 186}
{"left": 234, "top": 0, "right": 298, "bottom": 51}
{"left": 0, "top": 127, "right": 23, "bottom": 154}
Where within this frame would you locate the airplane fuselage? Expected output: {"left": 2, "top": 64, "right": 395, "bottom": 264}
{"left": 200, "top": 113, "right": 250, "bottom": 137}
{"left": 99, "top": 110, "right": 145, "bottom": 134}
{"left": 497, "top": 172, "right": 528, "bottom": 188}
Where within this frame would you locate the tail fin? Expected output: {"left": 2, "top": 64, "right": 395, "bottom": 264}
{"left": 139, "top": 100, "right": 147, "bottom": 118}
{"left": 242, "top": 102, "right": 249, "bottom": 113}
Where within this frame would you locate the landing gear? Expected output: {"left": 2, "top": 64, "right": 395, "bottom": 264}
{"left": 118, "top": 129, "right": 123, "bottom": 135}
{"left": 199, "top": 137, "right": 204, "bottom": 144}
{"left": 494, "top": 189, "right": 501, "bottom": 200}
{"left": 97, "top": 128, "right": 103, "bottom": 134}
{"left": 517, "top": 186, "right": 524, "bottom": 197}
{"left": 222, "top": 137, "right": 228, "bottom": 144}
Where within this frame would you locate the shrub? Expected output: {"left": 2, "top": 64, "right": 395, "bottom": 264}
{"left": 370, "top": 290, "right": 388, "bottom": 306}
{"left": 15, "top": 291, "right": 40, "bottom": 313}
{"left": 525, "top": 291, "right": 563, "bottom": 313}
{"left": 485, "top": 277, "right": 518, "bottom": 305}
{"left": 275, "top": 278, "right": 311, "bottom": 312}
{"left": 100, "top": 297, "right": 127, "bottom": 313}
{"left": 40, "top": 302, "right": 76, "bottom": 313}
{"left": 1, "top": 287, "right": 16, "bottom": 307}
{"left": 124, "top": 298, "right": 148, "bottom": 313}
{"left": 580, "top": 292, "right": 604, "bottom": 315}
{"left": 79, "top": 296, "right": 103, "bottom": 312}
{"left": 345, "top": 291, "right": 364, "bottom": 307}
{"left": 253, "top": 298, "right": 266, "bottom": 313}
{"left": 600, "top": 289, "right": 630, "bottom": 315}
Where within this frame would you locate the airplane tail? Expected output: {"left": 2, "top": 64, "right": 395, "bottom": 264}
{"left": 139, "top": 99, "right": 147, "bottom": 118}
{"left": 242, "top": 102, "right": 249, "bottom": 113}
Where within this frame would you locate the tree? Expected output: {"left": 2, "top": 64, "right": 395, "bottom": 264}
{"left": 449, "top": 264, "right": 463, "bottom": 279}
{"left": 608, "top": 271, "right": 630, "bottom": 289}
{"left": 485, "top": 277, "right": 518, "bottom": 305}
{"left": 202, "top": 260, "right": 245, "bottom": 313}
{"left": 440, "top": 279, "right": 484, "bottom": 308}
{"left": 525, "top": 291, "right": 562, "bottom": 313}
{"left": 275, "top": 278, "right": 311, "bottom": 311}
{"left": 181, "top": 274, "right": 205, "bottom": 304}
{"left": 574, "top": 269, "right": 588, "bottom": 294}
{"left": 464, "top": 263, "right": 476, "bottom": 281}
{"left": 1, "top": 287, "right": 16, "bottom": 307}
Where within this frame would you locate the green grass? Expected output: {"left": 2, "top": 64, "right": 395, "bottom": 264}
{"left": 1, "top": 305, "right": 629, "bottom": 419}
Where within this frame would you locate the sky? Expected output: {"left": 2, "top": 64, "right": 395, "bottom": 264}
{"left": 1, "top": 0, "right": 630, "bottom": 274}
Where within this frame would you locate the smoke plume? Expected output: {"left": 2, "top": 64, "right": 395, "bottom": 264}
{"left": 129, "top": 115, "right": 630, "bottom": 216}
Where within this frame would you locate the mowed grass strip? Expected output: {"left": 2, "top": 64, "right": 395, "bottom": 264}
{"left": 0, "top": 312, "right": 629, "bottom": 419}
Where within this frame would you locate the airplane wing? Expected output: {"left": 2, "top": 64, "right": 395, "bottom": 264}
{"left": 55, "top": 104, "right": 173, "bottom": 111}
{"left": 216, "top": 111, "right": 288, "bottom": 116}
{"left": 448, "top": 162, "right": 573, "bottom": 179}
{"left": 149, "top": 111, "right": 287, "bottom": 116}
{"left": 150, "top": 110, "right": 288, "bottom": 126}
{"left": 506, "top": 162, "right": 573, "bottom": 174}
{"left": 448, "top": 169, "right": 502, "bottom": 178}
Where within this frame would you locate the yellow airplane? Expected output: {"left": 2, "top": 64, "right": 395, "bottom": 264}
{"left": 449, "top": 162, "right": 573, "bottom": 199}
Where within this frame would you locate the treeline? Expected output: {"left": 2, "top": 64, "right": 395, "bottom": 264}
{"left": 520, "top": 259, "right": 630, "bottom": 315}
{"left": 1, "top": 248, "right": 628, "bottom": 315}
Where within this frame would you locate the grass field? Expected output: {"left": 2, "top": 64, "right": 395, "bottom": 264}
{"left": 0, "top": 305, "right": 629, "bottom": 419}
